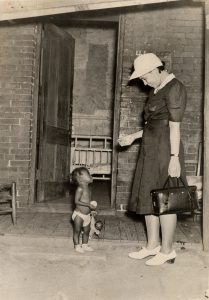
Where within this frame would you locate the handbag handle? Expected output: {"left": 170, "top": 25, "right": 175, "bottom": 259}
{"left": 163, "top": 176, "right": 192, "bottom": 200}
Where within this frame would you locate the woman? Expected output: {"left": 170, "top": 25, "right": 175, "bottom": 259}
{"left": 118, "top": 53, "right": 187, "bottom": 266}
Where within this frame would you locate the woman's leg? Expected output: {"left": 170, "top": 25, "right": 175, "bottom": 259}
{"left": 128, "top": 214, "right": 160, "bottom": 259}
{"left": 160, "top": 213, "right": 177, "bottom": 253}
{"left": 145, "top": 214, "right": 160, "bottom": 249}
{"left": 73, "top": 216, "right": 83, "bottom": 246}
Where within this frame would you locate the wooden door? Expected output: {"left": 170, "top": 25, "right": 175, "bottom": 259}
{"left": 36, "top": 24, "right": 75, "bottom": 202}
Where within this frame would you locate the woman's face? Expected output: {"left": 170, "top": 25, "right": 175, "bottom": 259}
{"left": 140, "top": 69, "right": 161, "bottom": 89}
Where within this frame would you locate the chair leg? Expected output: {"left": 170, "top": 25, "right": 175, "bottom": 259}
{"left": 11, "top": 182, "right": 17, "bottom": 225}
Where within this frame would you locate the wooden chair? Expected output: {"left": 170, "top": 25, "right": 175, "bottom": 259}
{"left": 0, "top": 182, "right": 17, "bottom": 224}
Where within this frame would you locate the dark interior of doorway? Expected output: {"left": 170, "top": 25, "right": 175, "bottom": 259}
{"left": 39, "top": 180, "right": 111, "bottom": 212}
{"left": 92, "top": 181, "right": 111, "bottom": 208}
{"left": 68, "top": 180, "right": 111, "bottom": 209}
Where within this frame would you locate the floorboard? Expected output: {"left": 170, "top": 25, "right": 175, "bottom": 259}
{"left": 0, "top": 212, "right": 202, "bottom": 245}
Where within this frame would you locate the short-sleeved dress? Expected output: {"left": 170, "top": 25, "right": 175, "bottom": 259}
{"left": 128, "top": 77, "right": 187, "bottom": 215}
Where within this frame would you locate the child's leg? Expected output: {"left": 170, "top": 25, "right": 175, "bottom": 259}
{"left": 82, "top": 223, "right": 90, "bottom": 244}
{"left": 73, "top": 215, "right": 83, "bottom": 246}
{"left": 82, "top": 224, "right": 94, "bottom": 251}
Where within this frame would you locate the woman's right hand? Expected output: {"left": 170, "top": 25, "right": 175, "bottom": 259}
{"left": 118, "top": 134, "right": 135, "bottom": 147}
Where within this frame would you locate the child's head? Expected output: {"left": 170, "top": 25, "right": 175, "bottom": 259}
{"left": 71, "top": 167, "right": 93, "bottom": 185}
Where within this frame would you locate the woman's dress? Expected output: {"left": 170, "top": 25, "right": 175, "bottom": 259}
{"left": 128, "top": 78, "right": 187, "bottom": 214}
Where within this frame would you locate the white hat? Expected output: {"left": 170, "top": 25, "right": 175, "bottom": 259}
{"left": 129, "top": 53, "right": 163, "bottom": 80}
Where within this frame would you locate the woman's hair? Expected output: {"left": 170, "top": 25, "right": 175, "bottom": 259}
{"left": 157, "top": 61, "right": 166, "bottom": 73}
{"left": 71, "top": 167, "right": 89, "bottom": 184}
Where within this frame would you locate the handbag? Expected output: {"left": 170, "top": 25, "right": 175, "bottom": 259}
{"left": 151, "top": 176, "right": 198, "bottom": 215}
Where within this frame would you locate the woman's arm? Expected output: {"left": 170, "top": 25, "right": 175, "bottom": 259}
{"left": 118, "top": 130, "right": 143, "bottom": 147}
{"left": 168, "top": 121, "right": 181, "bottom": 177}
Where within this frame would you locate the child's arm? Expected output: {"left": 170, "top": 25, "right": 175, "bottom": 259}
{"left": 74, "top": 187, "right": 90, "bottom": 208}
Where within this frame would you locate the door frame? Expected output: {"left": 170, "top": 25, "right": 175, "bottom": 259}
{"left": 29, "top": 23, "right": 43, "bottom": 205}
{"left": 111, "top": 15, "right": 125, "bottom": 208}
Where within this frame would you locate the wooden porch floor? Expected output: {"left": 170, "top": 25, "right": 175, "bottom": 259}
{"left": 0, "top": 212, "right": 202, "bottom": 245}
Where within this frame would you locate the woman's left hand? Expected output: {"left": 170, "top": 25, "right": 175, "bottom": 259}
{"left": 168, "top": 156, "right": 181, "bottom": 177}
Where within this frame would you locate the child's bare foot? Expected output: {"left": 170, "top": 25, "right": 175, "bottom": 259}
{"left": 75, "top": 245, "right": 84, "bottom": 253}
{"left": 82, "top": 244, "right": 94, "bottom": 252}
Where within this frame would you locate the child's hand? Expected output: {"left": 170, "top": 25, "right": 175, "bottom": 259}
{"left": 91, "top": 210, "right": 97, "bottom": 216}
{"left": 90, "top": 204, "right": 96, "bottom": 210}
{"left": 90, "top": 200, "right": 97, "bottom": 210}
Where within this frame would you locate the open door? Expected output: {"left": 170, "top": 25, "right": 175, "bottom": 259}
{"left": 36, "top": 24, "right": 75, "bottom": 202}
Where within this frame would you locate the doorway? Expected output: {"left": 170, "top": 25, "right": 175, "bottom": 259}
{"left": 33, "top": 16, "right": 122, "bottom": 212}
{"left": 64, "top": 20, "right": 118, "bottom": 209}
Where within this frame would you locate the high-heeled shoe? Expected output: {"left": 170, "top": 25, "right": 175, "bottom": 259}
{"left": 145, "top": 250, "right": 176, "bottom": 266}
{"left": 128, "top": 245, "right": 161, "bottom": 260}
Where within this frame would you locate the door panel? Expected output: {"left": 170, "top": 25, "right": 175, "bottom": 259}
{"left": 37, "top": 24, "right": 75, "bottom": 202}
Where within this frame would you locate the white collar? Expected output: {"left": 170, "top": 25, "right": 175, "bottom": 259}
{"left": 154, "top": 73, "right": 175, "bottom": 94}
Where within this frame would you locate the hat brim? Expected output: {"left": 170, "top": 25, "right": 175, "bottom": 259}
{"left": 129, "top": 71, "right": 139, "bottom": 81}
{"left": 129, "top": 62, "right": 163, "bottom": 81}
{"left": 129, "top": 67, "right": 156, "bottom": 81}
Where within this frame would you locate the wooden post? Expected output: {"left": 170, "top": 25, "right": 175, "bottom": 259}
{"left": 0, "top": 0, "right": 180, "bottom": 22}
{"left": 203, "top": 2, "right": 209, "bottom": 251}
{"left": 29, "top": 24, "right": 42, "bottom": 205}
{"left": 111, "top": 14, "right": 125, "bottom": 209}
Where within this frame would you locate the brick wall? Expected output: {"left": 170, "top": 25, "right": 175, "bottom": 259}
{"left": 116, "top": 3, "right": 204, "bottom": 209}
{"left": 0, "top": 23, "right": 38, "bottom": 206}
{"left": 0, "top": 3, "right": 205, "bottom": 210}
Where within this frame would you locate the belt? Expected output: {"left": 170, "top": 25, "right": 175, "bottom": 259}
{"left": 145, "top": 119, "right": 169, "bottom": 127}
